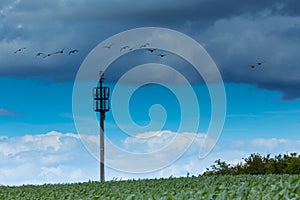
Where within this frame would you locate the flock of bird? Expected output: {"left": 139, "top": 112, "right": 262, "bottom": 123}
{"left": 102, "top": 42, "right": 168, "bottom": 58}
{"left": 14, "top": 43, "right": 266, "bottom": 68}
{"left": 248, "top": 61, "right": 266, "bottom": 68}
{"left": 102, "top": 42, "right": 266, "bottom": 66}
{"left": 14, "top": 47, "right": 79, "bottom": 58}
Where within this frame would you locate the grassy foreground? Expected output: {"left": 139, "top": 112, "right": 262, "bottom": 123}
{"left": 1, "top": 175, "right": 299, "bottom": 199}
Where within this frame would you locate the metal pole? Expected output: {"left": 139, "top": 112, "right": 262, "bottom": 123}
{"left": 99, "top": 73, "right": 105, "bottom": 182}
{"left": 100, "top": 111, "right": 105, "bottom": 182}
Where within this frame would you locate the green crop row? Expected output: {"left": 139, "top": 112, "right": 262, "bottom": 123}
{"left": 0, "top": 174, "right": 299, "bottom": 199}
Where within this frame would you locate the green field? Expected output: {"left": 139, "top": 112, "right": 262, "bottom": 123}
{"left": 1, "top": 175, "right": 299, "bottom": 199}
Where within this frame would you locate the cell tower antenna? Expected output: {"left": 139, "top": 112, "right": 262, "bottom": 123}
{"left": 93, "top": 70, "right": 110, "bottom": 182}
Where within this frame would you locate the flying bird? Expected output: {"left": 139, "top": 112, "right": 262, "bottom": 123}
{"left": 53, "top": 48, "right": 65, "bottom": 54}
{"left": 43, "top": 53, "right": 53, "bottom": 58}
{"left": 43, "top": 48, "right": 65, "bottom": 58}
{"left": 257, "top": 60, "right": 266, "bottom": 66}
{"left": 103, "top": 43, "right": 113, "bottom": 49}
{"left": 140, "top": 43, "right": 150, "bottom": 48}
{"left": 14, "top": 47, "right": 26, "bottom": 54}
{"left": 156, "top": 53, "right": 168, "bottom": 58}
{"left": 146, "top": 48, "right": 156, "bottom": 53}
{"left": 69, "top": 49, "right": 79, "bottom": 55}
{"left": 120, "top": 45, "right": 130, "bottom": 51}
{"left": 35, "top": 52, "right": 45, "bottom": 57}
{"left": 248, "top": 60, "right": 266, "bottom": 68}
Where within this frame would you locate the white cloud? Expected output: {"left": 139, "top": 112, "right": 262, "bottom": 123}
{"left": 1, "top": 130, "right": 300, "bottom": 185}
{"left": 0, "top": 108, "right": 22, "bottom": 117}
{"left": 0, "top": 136, "right": 8, "bottom": 140}
{"left": 100, "top": 131, "right": 208, "bottom": 173}
{"left": 0, "top": 131, "right": 97, "bottom": 185}
{"left": 251, "top": 138, "right": 297, "bottom": 149}
{"left": 0, "top": 131, "right": 79, "bottom": 156}
{"left": 39, "top": 166, "right": 63, "bottom": 179}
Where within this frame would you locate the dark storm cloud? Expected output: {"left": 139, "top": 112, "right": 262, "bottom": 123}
{"left": 198, "top": 13, "right": 300, "bottom": 100}
{"left": 257, "top": 82, "right": 300, "bottom": 101}
{"left": 0, "top": 0, "right": 300, "bottom": 99}
{"left": 277, "top": 0, "right": 300, "bottom": 15}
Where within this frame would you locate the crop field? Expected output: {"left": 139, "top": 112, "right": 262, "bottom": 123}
{"left": 0, "top": 175, "right": 299, "bottom": 199}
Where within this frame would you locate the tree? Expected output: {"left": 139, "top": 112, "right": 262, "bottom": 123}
{"left": 243, "top": 154, "right": 265, "bottom": 174}
{"left": 203, "top": 152, "right": 300, "bottom": 175}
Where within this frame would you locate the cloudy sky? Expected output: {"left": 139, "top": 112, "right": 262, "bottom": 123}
{"left": 1, "top": 0, "right": 300, "bottom": 185}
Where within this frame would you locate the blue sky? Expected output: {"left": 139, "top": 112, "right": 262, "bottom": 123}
{"left": 1, "top": 0, "right": 300, "bottom": 185}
